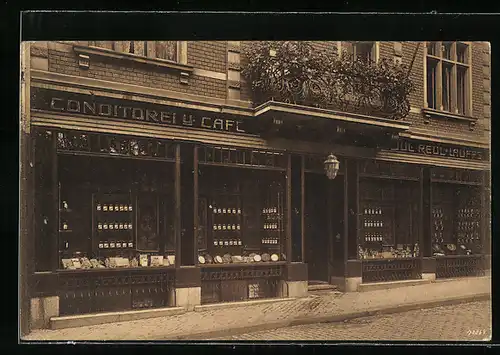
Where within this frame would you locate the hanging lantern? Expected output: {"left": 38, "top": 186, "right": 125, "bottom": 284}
{"left": 324, "top": 153, "right": 340, "bottom": 180}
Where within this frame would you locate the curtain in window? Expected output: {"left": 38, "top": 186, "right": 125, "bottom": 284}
{"left": 115, "top": 41, "right": 132, "bottom": 54}
{"left": 156, "top": 41, "right": 177, "bottom": 61}
{"left": 93, "top": 41, "right": 114, "bottom": 50}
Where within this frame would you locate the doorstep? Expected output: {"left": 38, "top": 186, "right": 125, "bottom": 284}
{"left": 308, "top": 284, "right": 338, "bottom": 292}
{"left": 50, "top": 306, "right": 186, "bottom": 330}
{"left": 194, "top": 297, "right": 296, "bottom": 312}
{"left": 358, "top": 278, "right": 431, "bottom": 292}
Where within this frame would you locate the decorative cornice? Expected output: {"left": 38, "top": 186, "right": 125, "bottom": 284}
{"left": 228, "top": 80, "right": 241, "bottom": 89}
{"left": 422, "top": 108, "right": 478, "bottom": 131}
{"left": 31, "top": 46, "right": 48, "bottom": 58}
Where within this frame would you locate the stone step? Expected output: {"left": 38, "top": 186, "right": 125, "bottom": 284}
{"left": 308, "top": 284, "right": 338, "bottom": 292}
{"left": 50, "top": 306, "right": 186, "bottom": 330}
{"left": 358, "top": 278, "right": 431, "bottom": 292}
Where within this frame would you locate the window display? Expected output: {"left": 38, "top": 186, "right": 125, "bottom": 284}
{"left": 358, "top": 178, "right": 420, "bottom": 260}
{"left": 431, "top": 182, "right": 482, "bottom": 257}
{"left": 197, "top": 152, "right": 287, "bottom": 265}
{"left": 56, "top": 131, "right": 176, "bottom": 271}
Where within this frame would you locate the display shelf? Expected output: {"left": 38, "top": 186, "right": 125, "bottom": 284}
{"left": 199, "top": 261, "right": 287, "bottom": 268}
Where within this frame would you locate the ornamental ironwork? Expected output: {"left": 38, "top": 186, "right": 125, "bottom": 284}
{"left": 242, "top": 41, "right": 415, "bottom": 120}
{"left": 436, "top": 255, "right": 485, "bottom": 279}
{"left": 57, "top": 269, "right": 175, "bottom": 316}
{"left": 362, "top": 259, "right": 422, "bottom": 283}
{"left": 200, "top": 265, "right": 284, "bottom": 304}
{"left": 56, "top": 130, "right": 176, "bottom": 161}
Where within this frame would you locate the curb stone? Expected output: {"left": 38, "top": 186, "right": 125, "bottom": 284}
{"left": 165, "top": 293, "right": 491, "bottom": 341}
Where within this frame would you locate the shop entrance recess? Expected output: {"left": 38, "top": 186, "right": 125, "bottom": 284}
{"left": 304, "top": 172, "right": 344, "bottom": 285}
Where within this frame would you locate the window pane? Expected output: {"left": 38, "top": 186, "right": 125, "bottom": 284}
{"left": 355, "top": 42, "right": 374, "bottom": 63}
{"left": 427, "top": 42, "right": 439, "bottom": 56}
{"left": 442, "top": 42, "right": 453, "bottom": 60}
{"left": 115, "top": 41, "right": 132, "bottom": 54}
{"left": 457, "top": 66, "right": 467, "bottom": 114}
{"left": 93, "top": 41, "right": 114, "bottom": 50}
{"left": 426, "top": 58, "right": 438, "bottom": 109}
{"left": 133, "top": 41, "right": 145, "bottom": 56}
{"left": 156, "top": 41, "right": 177, "bottom": 61}
{"left": 442, "top": 63, "right": 452, "bottom": 111}
{"left": 457, "top": 43, "right": 468, "bottom": 64}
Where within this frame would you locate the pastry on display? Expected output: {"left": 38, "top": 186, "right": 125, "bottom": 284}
{"left": 131, "top": 258, "right": 139, "bottom": 267}
{"left": 80, "top": 257, "right": 92, "bottom": 269}
{"left": 261, "top": 253, "right": 270, "bottom": 262}
{"left": 71, "top": 258, "right": 82, "bottom": 269}
{"left": 150, "top": 255, "right": 163, "bottom": 267}
{"left": 205, "top": 254, "right": 213, "bottom": 264}
{"left": 140, "top": 254, "right": 149, "bottom": 267}
{"left": 222, "top": 254, "right": 232, "bottom": 263}
{"left": 167, "top": 255, "right": 175, "bottom": 265}
{"left": 215, "top": 255, "right": 223, "bottom": 264}
{"left": 61, "top": 259, "right": 73, "bottom": 269}
{"left": 198, "top": 255, "right": 206, "bottom": 264}
{"left": 231, "top": 255, "right": 243, "bottom": 263}
{"left": 253, "top": 254, "right": 262, "bottom": 262}
{"left": 270, "top": 253, "right": 279, "bottom": 262}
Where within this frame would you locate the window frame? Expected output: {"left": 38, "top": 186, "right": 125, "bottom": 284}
{"left": 424, "top": 41, "right": 472, "bottom": 117}
{"left": 338, "top": 41, "right": 380, "bottom": 63}
{"left": 87, "top": 41, "right": 188, "bottom": 65}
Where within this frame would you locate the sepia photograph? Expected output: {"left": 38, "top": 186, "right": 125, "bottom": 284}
{"left": 19, "top": 35, "right": 491, "bottom": 343}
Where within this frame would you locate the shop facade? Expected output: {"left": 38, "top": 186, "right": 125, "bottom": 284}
{"left": 21, "top": 41, "right": 490, "bottom": 332}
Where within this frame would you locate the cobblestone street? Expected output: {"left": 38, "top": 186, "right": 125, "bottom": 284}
{"left": 212, "top": 301, "right": 491, "bottom": 341}
{"left": 23, "top": 277, "right": 490, "bottom": 341}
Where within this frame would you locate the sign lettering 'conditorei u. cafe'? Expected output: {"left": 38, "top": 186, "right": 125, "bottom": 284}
{"left": 30, "top": 87, "right": 250, "bottom": 134}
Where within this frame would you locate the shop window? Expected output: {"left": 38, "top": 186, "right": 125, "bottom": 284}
{"left": 425, "top": 41, "right": 471, "bottom": 115}
{"left": 430, "top": 168, "right": 484, "bottom": 260}
{"left": 358, "top": 161, "right": 421, "bottom": 260}
{"left": 53, "top": 130, "right": 176, "bottom": 271}
{"left": 197, "top": 150, "right": 287, "bottom": 265}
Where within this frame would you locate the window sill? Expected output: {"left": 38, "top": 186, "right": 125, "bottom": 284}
{"left": 422, "top": 108, "right": 478, "bottom": 130}
{"left": 73, "top": 45, "right": 194, "bottom": 75}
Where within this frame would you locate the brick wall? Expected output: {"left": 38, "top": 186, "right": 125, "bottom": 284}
{"left": 187, "top": 41, "right": 227, "bottom": 73}
{"left": 46, "top": 41, "right": 490, "bottom": 143}
{"left": 47, "top": 47, "right": 227, "bottom": 99}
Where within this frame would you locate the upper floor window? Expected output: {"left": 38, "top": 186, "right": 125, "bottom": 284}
{"left": 426, "top": 41, "right": 471, "bottom": 116}
{"left": 353, "top": 41, "right": 376, "bottom": 63}
{"left": 91, "top": 41, "right": 178, "bottom": 62}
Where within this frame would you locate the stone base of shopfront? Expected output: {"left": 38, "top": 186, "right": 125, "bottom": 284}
{"left": 282, "top": 280, "right": 308, "bottom": 298}
{"left": 173, "top": 287, "right": 201, "bottom": 311}
{"left": 30, "top": 296, "right": 59, "bottom": 329}
{"left": 330, "top": 277, "right": 362, "bottom": 292}
{"left": 283, "top": 263, "right": 309, "bottom": 297}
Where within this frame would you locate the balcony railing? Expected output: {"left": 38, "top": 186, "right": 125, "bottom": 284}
{"left": 242, "top": 41, "right": 415, "bottom": 120}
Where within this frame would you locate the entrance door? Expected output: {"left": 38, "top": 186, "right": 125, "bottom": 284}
{"left": 305, "top": 173, "right": 330, "bottom": 283}
{"left": 305, "top": 173, "right": 345, "bottom": 284}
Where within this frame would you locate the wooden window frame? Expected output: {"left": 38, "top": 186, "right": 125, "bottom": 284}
{"left": 88, "top": 41, "right": 188, "bottom": 65}
{"left": 338, "top": 41, "right": 380, "bottom": 63}
{"left": 424, "top": 41, "right": 472, "bottom": 117}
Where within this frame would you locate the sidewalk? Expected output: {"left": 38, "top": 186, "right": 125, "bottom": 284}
{"left": 22, "top": 276, "right": 491, "bottom": 342}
